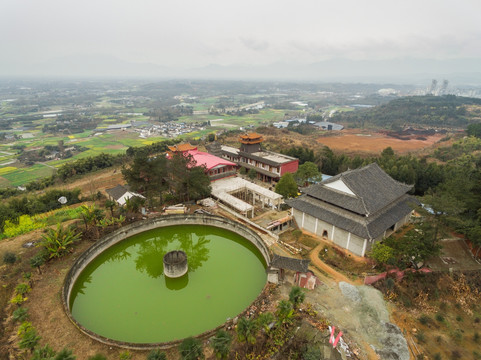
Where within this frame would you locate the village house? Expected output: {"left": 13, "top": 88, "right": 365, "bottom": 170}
{"left": 286, "top": 163, "right": 417, "bottom": 257}
{"left": 105, "top": 184, "right": 145, "bottom": 206}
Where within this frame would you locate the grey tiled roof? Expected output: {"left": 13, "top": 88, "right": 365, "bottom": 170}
{"left": 304, "top": 163, "right": 412, "bottom": 216}
{"left": 287, "top": 193, "right": 418, "bottom": 239}
{"left": 271, "top": 254, "right": 310, "bottom": 272}
{"left": 105, "top": 184, "right": 129, "bottom": 201}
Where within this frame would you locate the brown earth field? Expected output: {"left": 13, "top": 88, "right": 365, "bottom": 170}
{"left": 317, "top": 129, "right": 446, "bottom": 155}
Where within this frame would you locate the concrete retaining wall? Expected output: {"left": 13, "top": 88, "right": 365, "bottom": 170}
{"left": 62, "top": 214, "right": 271, "bottom": 350}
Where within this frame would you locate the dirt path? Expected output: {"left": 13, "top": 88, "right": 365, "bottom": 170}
{"left": 309, "top": 242, "right": 357, "bottom": 285}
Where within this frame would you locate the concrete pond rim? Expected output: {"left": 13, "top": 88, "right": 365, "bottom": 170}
{"left": 61, "top": 214, "right": 271, "bottom": 350}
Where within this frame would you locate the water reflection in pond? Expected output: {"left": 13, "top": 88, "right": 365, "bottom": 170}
{"left": 70, "top": 225, "right": 266, "bottom": 343}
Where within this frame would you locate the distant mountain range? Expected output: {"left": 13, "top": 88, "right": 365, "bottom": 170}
{"left": 2, "top": 55, "right": 481, "bottom": 85}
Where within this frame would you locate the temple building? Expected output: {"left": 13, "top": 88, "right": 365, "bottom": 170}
{"left": 210, "top": 133, "right": 299, "bottom": 183}
{"left": 167, "top": 143, "right": 237, "bottom": 181}
{"left": 286, "top": 163, "right": 417, "bottom": 257}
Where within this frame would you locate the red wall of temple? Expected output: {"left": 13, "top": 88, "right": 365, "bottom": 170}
{"left": 280, "top": 160, "right": 299, "bottom": 175}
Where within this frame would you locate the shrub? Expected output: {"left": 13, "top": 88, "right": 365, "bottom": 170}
{"left": 12, "top": 307, "right": 29, "bottom": 322}
{"left": 453, "top": 329, "right": 463, "bottom": 341}
{"left": 303, "top": 346, "right": 321, "bottom": 360}
{"left": 179, "top": 337, "right": 204, "bottom": 360}
{"left": 32, "top": 344, "right": 57, "bottom": 360}
{"left": 455, "top": 315, "right": 463, "bottom": 322}
{"left": 451, "top": 350, "right": 461, "bottom": 360}
{"left": 3, "top": 251, "right": 17, "bottom": 264}
{"left": 435, "top": 313, "right": 445, "bottom": 322}
{"left": 473, "top": 350, "right": 481, "bottom": 359}
{"left": 54, "top": 348, "right": 76, "bottom": 360}
{"left": 385, "top": 277, "right": 395, "bottom": 289}
{"left": 146, "top": 349, "right": 166, "bottom": 360}
{"left": 119, "top": 351, "right": 131, "bottom": 360}
{"left": 40, "top": 223, "right": 81, "bottom": 259}
{"left": 18, "top": 327, "right": 40, "bottom": 351}
{"left": 415, "top": 330, "right": 426, "bottom": 343}
{"left": 433, "top": 354, "right": 442, "bottom": 360}
{"left": 474, "top": 332, "right": 480, "bottom": 343}
{"left": 15, "top": 283, "right": 31, "bottom": 295}
{"left": 418, "top": 314, "right": 430, "bottom": 325}
{"left": 88, "top": 355, "right": 107, "bottom": 360}
{"left": 10, "top": 294, "right": 26, "bottom": 306}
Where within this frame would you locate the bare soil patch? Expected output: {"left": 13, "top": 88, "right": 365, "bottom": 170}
{"left": 105, "top": 144, "right": 126, "bottom": 150}
{"left": 317, "top": 129, "right": 445, "bottom": 155}
{"left": 427, "top": 239, "right": 481, "bottom": 271}
{"left": 60, "top": 167, "right": 125, "bottom": 196}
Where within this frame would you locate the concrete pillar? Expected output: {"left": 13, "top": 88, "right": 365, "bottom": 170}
{"left": 361, "top": 239, "right": 368, "bottom": 257}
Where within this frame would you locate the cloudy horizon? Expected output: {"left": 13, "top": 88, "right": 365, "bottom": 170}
{"left": 1, "top": 0, "right": 480, "bottom": 80}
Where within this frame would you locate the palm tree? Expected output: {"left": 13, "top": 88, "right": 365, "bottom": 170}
{"left": 289, "top": 286, "right": 306, "bottom": 310}
{"left": 179, "top": 337, "right": 204, "bottom": 360}
{"left": 276, "top": 300, "right": 294, "bottom": 326}
{"left": 210, "top": 329, "right": 232, "bottom": 359}
{"left": 236, "top": 317, "right": 258, "bottom": 345}
{"left": 257, "top": 312, "right": 275, "bottom": 334}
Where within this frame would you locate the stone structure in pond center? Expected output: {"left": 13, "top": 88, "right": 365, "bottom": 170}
{"left": 163, "top": 250, "right": 188, "bottom": 278}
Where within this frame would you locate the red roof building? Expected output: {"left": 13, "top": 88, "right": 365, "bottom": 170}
{"left": 187, "top": 150, "right": 237, "bottom": 181}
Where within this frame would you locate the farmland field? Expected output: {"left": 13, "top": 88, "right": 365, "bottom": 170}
{"left": 2, "top": 163, "right": 55, "bottom": 186}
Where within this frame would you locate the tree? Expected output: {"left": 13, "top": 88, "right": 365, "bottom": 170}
{"left": 88, "top": 355, "right": 107, "bottom": 360}
{"left": 146, "top": 349, "right": 166, "bottom": 360}
{"left": 294, "top": 162, "right": 320, "bottom": 186}
{"left": 256, "top": 312, "right": 274, "bottom": 334}
{"left": 104, "top": 199, "right": 117, "bottom": 217}
{"left": 178, "top": 337, "right": 204, "bottom": 360}
{"left": 184, "top": 166, "right": 211, "bottom": 202}
{"left": 370, "top": 242, "right": 395, "bottom": 266}
{"left": 236, "top": 316, "right": 258, "bottom": 345}
{"left": 40, "top": 224, "right": 81, "bottom": 259}
{"left": 288, "top": 286, "right": 305, "bottom": 310}
{"left": 80, "top": 204, "right": 104, "bottom": 232}
{"left": 30, "top": 252, "right": 46, "bottom": 274}
{"left": 276, "top": 300, "right": 294, "bottom": 326}
{"left": 248, "top": 168, "right": 257, "bottom": 180}
{"left": 210, "top": 329, "right": 232, "bottom": 359}
{"left": 122, "top": 153, "right": 168, "bottom": 206}
{"left": 275, "top": 173, "right": 298, "bottom": 199}
{"left": 467, "top": 123, "right": 481, "bottom": 138}
{"left": 374, "top": 222, "right": 442, "bottom": 269}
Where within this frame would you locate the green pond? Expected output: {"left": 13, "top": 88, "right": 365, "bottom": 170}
{"left": 70, "top": 225, "right": 267, "bottom": 343}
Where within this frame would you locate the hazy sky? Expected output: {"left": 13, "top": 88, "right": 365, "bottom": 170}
{"left": 1, "top": 0, "right": 480, "bottom": 69}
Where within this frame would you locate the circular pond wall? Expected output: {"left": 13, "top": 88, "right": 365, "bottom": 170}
{"left": 63, "top": 214, "right": 270, "bottom": 349}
